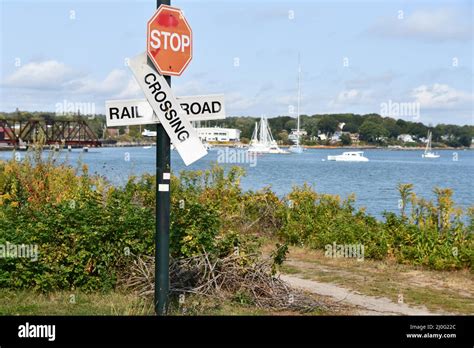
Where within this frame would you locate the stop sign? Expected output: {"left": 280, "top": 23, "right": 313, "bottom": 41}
{"left": 147, "top": 5, "right": 192, "bottom": 77}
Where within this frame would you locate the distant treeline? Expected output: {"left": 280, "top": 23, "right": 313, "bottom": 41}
{"left": 1, "top": 111, "right": 473, "bottom": 147}
{"left": 208, "top": 113, "right": 473, "bottom": 147}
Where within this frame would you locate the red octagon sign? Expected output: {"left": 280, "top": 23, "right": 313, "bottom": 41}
{"left": 147, "top": 5, "right": 192, "bottom": 77}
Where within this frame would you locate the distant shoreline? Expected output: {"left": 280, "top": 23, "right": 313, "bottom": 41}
{"left": 1, "top": 142, "right": 472, "bottom": 151}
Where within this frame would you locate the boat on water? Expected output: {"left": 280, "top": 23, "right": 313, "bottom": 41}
{"left": 142, "top": 129, "right": 157, "bottom": 137}
{"left": 143, "top": 145, "right": 152, "bottom": 149}
{"left": 289, "top": 56, "right": 304, "bottom": 154}
{"left": 248, "top": 116, "right": 289, "bottom": 154}
{"left": 327, "top": 151, "right": 369, "bottom": 162}
{"left": 422, "top": 131, "right": 440, "bottom": 158}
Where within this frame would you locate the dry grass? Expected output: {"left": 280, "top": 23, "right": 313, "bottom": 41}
{"left": 277, "top": 244, "right": 474, "bottom": 315}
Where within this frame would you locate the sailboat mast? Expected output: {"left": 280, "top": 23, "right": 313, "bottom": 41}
{"left": 296, "top": 55, "right": 301, "bottom": 147}
{"left": 426, "top": 131, "right": 431, "bottom": 152}
{"left": 251, "top": 122, "right": 258, "bottom": 143}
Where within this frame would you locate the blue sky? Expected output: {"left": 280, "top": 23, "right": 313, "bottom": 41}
{"left": 0, "top": 0, "right": 472, "bottom": 125}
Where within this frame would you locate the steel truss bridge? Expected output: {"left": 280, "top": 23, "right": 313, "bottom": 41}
{"left": 0, "top": 119, "right": 101, "bottom": 148}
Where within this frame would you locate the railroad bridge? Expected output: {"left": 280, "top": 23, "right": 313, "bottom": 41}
{"left": 0, "top": 118, "right": 101, "bottom": 148}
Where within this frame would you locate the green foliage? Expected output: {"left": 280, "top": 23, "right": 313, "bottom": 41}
{"left": 270, "top": 243, "right": 289, "bottom": 275}
{"left": 278, "top": 186, "right": 388, "bottom": 259}
{"left": 0, "top": 153, "right": 471, "bottom": 293}
{"left": 317, "top": 116, "right": 339, "bottom": 134}
{"left": 359, "top": 120, "right": 389, "bottom": 143}
{"left": 0, "top": 157, "right": 259, "bottom": 291}
{"left": 276, "top": 183, "right": 472, "bottom": 269}
{"left": 340, "top": 133, "right": 352, "bottom": 145}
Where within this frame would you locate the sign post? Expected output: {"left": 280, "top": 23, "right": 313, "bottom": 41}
{"left": 154, "top": 0, "right": 171, "bottom": 316}
{"left": 147, "top": 0, "right": 198, "bottom": 315}
{"left": 109, "top": 0, "right": 201, "bottom": 315}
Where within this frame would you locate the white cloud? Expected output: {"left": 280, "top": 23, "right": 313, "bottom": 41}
{"left": 345, "top": 72, "right": 397, "bottom": 89}
{"left": 3, "top": 61, "right": 77, "bottom": 89}
{"left": 336, "top": 89, "right": 360, "bottom": 102}
{"left": 411, "top": 83, "right": 473, "bottom": 108}
{"left": 115, "top": 78, "right": 142, "bottom": 99}
{"left": 369, "top": 8, "right": 472, "bottom": 42}
{"left": 2, "top": 59, "right": 142, "bottom": 102}
{"left": 172, "top": 80, "right": 209, "bottom": 97}
{"left": 330, "top": 89, "right": 374, "bottom": 107}
{"left": 225, "top": 92, "right": 260, "bottom": 112}
{"left": 75, "top": 69, "right": 129, "bottom": 96}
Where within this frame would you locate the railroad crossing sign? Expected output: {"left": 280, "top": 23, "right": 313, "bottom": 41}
{"left": 147, "top": 5, "right": 192, "bottom": 76}
{"left": 105, "top": 94, "right": 226, "bottom": 127}
{"left": 128, "top": 52, "right": 206, "bottom": 166}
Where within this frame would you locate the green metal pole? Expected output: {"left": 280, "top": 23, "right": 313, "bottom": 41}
{"left": 154, "top": 0, "right": 171, "bottom": 316}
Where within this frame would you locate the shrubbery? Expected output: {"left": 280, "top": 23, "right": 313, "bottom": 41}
{"left": 0, "top": 149, "right": 472, "bottom": 292}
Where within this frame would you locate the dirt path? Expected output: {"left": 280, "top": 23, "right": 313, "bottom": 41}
{"left": 280, "top": 274, "right": 449, "bottom": 315}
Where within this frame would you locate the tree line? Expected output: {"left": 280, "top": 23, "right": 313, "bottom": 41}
{"left": 209, "top": 113, "right": 473, "bottom": 147}
{"left": 1, "top": 111, "right": 472, "bottom": 147}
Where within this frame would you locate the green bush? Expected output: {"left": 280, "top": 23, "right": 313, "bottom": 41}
{"left": 0, "top": 152, "right": 472, "bottom": 293}
{"left": 278, "top": 185, "right": 388, "bottom": 259}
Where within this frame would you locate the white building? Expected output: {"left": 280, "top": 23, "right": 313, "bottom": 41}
{"left": 397, "top": 134, "right": 415, "bottom": 143}
{"left": 288, "top": 129, "right": 307, "bottom": 143}
{"left": 317, "top": 133, "right": 328, "bottom": 141}
{"left": 196, "top": 127, "right": 241, "bottom": 142}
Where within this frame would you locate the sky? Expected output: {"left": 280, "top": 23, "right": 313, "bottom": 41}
{"left": 0, "top": 0, "right": 472, "bottom": 125}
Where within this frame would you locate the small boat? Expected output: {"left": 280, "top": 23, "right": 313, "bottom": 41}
{"left": 327, "top": 151, "right": 369, "bottom": 162}
{"left": 82, "top": 146, "right": 89, "bottom": 152}
{"left": 142, "top": 129, "right": 157, "bottom": 137}
{"left": 422, "top": 131, "right": 440, "bottom": 158}
{"left": 289, "top": 145, "right": 303, "bottom": 153}
{"left": 142, "top": 145, "right": 152, "bottom": 149}
{"left": 248, "top": 116, "right": 289, "bottom": 154}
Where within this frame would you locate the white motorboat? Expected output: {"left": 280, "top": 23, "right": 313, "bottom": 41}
{"left": 327, "top": 151, "right": 369, "bottom": 162}
{"left": 248, "top": 116, "right": 289, "bottom": 154}
{"left": 422, "top": 131, "right": 440, "bottom": 158}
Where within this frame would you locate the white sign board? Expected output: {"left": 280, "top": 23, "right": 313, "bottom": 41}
{"left": 105, "top": 94, "right": 225, "bottom": 127}
{"left": 105, "top": 99, "right": 159, "bottom": 127}
{"left": 178, "top": 94, "right": 225, "bottom": 121}
{"left": 128, "top": 52, "right": 207, "bottom": 166}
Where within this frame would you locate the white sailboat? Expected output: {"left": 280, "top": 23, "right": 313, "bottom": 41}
{"left": 248, "top": 116, "right": 289, "bottom": 154}
{"left": 289, "top": 56, "right": 303, "bottom": 154}
{"left": 422, "top": 131, "right": 440, "bottom": 158}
